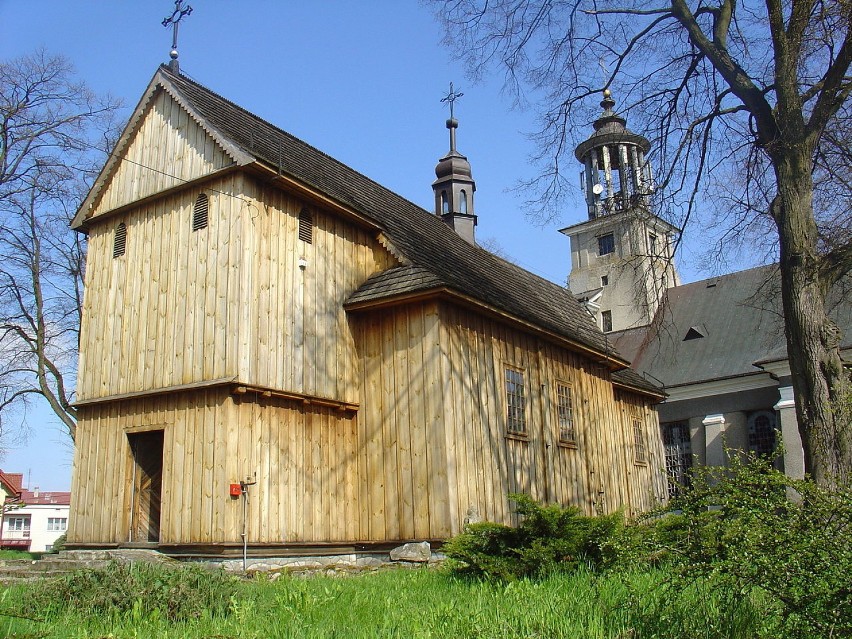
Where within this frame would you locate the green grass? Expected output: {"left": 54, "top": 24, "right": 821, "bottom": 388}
{"left": 0, "top": 549, "right": 36, "bottom": 560}
{"left": 1, "top": 564, "right": 780, "bottom": 639}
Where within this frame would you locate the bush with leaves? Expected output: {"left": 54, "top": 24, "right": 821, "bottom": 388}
{"left": 640, "top": 455, "right": 852, "bottom": 638}
{"left": 442, "top": 493, "right": 625, "bottom": 579}
{"left": 25, "top": 560, "right": 238, "bottom": 622}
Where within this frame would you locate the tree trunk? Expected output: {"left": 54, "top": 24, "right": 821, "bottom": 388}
{"left": 774, "top": 150, "right": 850, "bottom": 486}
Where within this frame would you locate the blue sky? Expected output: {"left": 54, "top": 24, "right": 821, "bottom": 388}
{"left": 0, "top": 1, "right": 716, "bottom": 490}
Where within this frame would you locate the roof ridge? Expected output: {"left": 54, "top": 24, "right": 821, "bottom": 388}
{"left": 162, "top": 65, "right": 433, "bottom": 218}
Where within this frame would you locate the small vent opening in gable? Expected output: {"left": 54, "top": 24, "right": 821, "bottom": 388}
{"left": 298, "top": 208, "right": 313, "bottom": 244}
{"left": 113, "top": 222, "right": 127, "bottom": 258}
{"left": 193, "top": 193, "right": 209, "bottom": 231}
{"left": 684, "top": 326, "right": 706, "bottom": 341}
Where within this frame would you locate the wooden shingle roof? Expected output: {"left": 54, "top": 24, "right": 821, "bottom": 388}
{"left": 92, "top": 66, "right": 662, "bottom": 397}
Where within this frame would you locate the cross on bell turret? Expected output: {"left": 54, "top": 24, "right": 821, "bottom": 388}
{"left": 575, "top": 90, "right": 654, "bottom": 220}
{"left": 433, "top": 83, "right": 477, "bottom": 245}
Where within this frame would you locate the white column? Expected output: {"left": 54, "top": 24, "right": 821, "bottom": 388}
{"left": 703, "top": 414, "right": 727, "bottom": 467}
{"left": 601, "top": 145, "right": 613, "bottom": 203}
{"left": 774, "top": 387, "right": 804, "bottom": 479}
{"left": 630, "top": 147, "right": 642, "bottom": 194}
{"left": 585, "top": 156, "right": 596, "bottom": 218}
{"left": 618, "top": 144, "right": 630, "bottom": 207}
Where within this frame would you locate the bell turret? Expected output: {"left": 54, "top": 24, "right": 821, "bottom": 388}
{"left": 433, "top": 84, "right": 477, "bottom": 245}
{"left": 575, "top": 90, "right": 653, "bottom": 220}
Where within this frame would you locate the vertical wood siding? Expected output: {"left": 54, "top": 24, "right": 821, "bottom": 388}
{"left": 78, "top": 174, "right": 396, "bottom": 403}
{"left": 237, "top": 182, "right": 398, "bottom": 402}
{"left": 89, "top": 90, "right": 233, "bottom": 219}
{"left": 68, "top": 389, "right": 361, "bottom": 545}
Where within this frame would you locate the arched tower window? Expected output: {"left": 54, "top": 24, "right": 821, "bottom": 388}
{"left": 298, "top": 208, "right": 313, "bottom": 244}
{"left": 460, "top": 190, "right": 468, "bottom": 214}
{"left": 441, "top": 191, "right": 449, "bottom": 214}
{"left": 113, "top": 222, "right": 127, "bottom": 258}
{"left": 192, "top": 193, "right": 209, "bottom": 231}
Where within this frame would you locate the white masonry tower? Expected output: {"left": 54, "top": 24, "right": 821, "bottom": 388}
{"left": 560, "top": 90, "right": 680, "bottom": 333}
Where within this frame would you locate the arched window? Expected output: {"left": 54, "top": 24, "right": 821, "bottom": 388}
{"left": 192, "top": 193, "right": 209, "bottom": 231}
{"left": 113, "top": 222, "right": 127, "bottom": 258}
{"left": 298, "top": 208, "right": 313, "bottom": 244}
{"left": 460, "top": 190, "right": 468, "bottom": 214}
{"left": 748, "top": 410, "right": 778, "bottom": 457}
{"left": 441, "top": 191, "right": 449, "bottom": 214}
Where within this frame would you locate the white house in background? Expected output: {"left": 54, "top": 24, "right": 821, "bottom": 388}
{"left": 0, "top": 474, "right": 70, "bottom": 552}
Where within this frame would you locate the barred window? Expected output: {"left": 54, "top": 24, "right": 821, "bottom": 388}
{"left": 748, "top": 411, "right": 778, "bottom": 457}
{"left": 113, "top": 222, "right": 127, "bottom": 258}
{"left": 662, "top": 422, "right": 692, "bottom": 497}
{"left": 505, "top": 367, "right": 526, "bottom": 435}
{"left": 598, "top": 233, "right": 615, "bottom": 256}
{"left": 298, "top": 208, "right": 313, "bottom": 244}
{"left": 633, "top": 419, "right": 647, "bottom": 464}
{"left": 192, "top": 193, "right": 209, "bottom": 231}
{"left": 556, "top": 383, "right": 576, "bottom": 444}
{"left": 601, "top": 310, "right": 613, "bottom": 333}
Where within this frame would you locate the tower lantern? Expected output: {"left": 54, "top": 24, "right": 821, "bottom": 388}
{"left": 575, "top": 90, "right": 653, "bottom": 220}
{"left": 432, "top": 83, "right": 477, "bottom": 245}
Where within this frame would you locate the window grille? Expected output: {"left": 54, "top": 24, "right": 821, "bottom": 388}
{"left": 633, "top": 419, "right": 647, "bottom": 464}
{"left": 556, "top": 383, "right": 576, "bottom": 444}
{"left": 113, "top": 222, "right": 127, "bottom": 258}
{"left": 601, "top": 310, "right": 613, "bottom": 333}
{"left": 505, "top": 368, "right": 526, "bottom": 435}
{"left": 192, "top": 193, "right": 209, "bottom": 231}
{"left": 298, "top": 208, "right": 313, "bottom": 244}
{"left": 748, "top": 411, "right": 778, "bottom": 457}
{"left": 598, "top": 233, "right": 615, "bottom": 256}
{"left": 662, "top": 422, "right": 692, "bottom": 497}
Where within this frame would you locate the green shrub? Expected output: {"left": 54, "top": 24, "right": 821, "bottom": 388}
{"left": 442, "top": 493, "right": 626, "bottom": 579}
{"left": 640, "top": 455, "right": 852, "bottom": 639}
{"left": 25, "top": 560, "right": 238, "bottom": 622}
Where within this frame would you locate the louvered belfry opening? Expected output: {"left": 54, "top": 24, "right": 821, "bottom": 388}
{"left": 113, "top": 222, "right": 127, "bottom": 258}
{"left": 299, "top": 207, "right": 313, "bottom": 244}
{"left": 192, "top": 193, "right": 209, "bottom": 231}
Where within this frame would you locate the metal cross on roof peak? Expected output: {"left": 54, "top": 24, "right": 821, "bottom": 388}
{"left": 441, "top": 82, "right": 464, "bottom": 120}
{"left": 163, "top": 0, "right": 193, "bottom": 72}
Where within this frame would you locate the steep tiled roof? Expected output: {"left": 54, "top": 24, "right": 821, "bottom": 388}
{"left": 20, "top": 490, "right": 71, "bottom": 506}
{"left": 92, "top": 66, "right": 661, "bottom": 396}
{"left": 623, "top": 265, "right": 851, "bottom": 388}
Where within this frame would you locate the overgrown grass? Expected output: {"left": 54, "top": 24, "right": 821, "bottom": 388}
{"left": 2, "top": 564, "right": 778, "bottom": 638}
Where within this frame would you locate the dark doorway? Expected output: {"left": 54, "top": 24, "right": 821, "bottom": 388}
{"left": 128, "top": 430, "right": 164, "bottom": 543}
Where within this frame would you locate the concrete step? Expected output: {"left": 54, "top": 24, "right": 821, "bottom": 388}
{"left": 0, "top": 549, "right": 172, "bottom": 584}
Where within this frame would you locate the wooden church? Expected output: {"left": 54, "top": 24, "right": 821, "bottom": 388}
{"left": 67, "top": 63, "right": 667, "bottom": 554}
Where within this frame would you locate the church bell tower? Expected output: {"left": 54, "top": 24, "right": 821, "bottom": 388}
{"left": 560, "top": 91, "right": 680, "bottom": 333}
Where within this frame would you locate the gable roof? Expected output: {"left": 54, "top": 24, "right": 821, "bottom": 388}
{"left": 618, "top": 264, "right": 851, "bottom": 388}
{"left": 0, "top": 471, "right": 23, "bottom": 499}
{"left": 76, "top": 66, "right": 661, "bottom": 397}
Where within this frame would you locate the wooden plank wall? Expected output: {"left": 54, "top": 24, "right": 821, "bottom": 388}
{"left": 68, "top": 388, "right": 361, "bottom": 545}
{"left": 90, "top": 89, "right": 233, "bottom": 219}
{"left": 238, "top": 181, "right": 398, "bottom": 403}
{"left": 78, "top": 174, "right": 246, "bottom": 400}
{"left": 436, "top": 304, "right": 666, "bottom": 534}
{"left": 352, "top": 301, "right": 452, "bottom": 541}
{"left": 78, "top": 173, "right": 396, "bottom": 404}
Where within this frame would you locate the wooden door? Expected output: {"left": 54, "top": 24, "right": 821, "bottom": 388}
{"left": 128, "top": 430, "right": 164, "bottom": 543}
